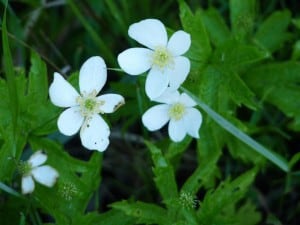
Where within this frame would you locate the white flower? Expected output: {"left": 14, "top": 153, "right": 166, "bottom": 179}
{"left": 118, "top": 18, "right": 191, "bottom": 100}
{"left": 20, "top": 151, "right": 59, "bottom": 194}
{"left": 142, "top": 89, "right": 202, "bottom": 142}
{"left": 49, "top": 56, "right": 125, "bottom": 151}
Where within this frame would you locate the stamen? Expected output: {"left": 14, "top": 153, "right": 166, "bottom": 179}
{"left": 169, "top": 103, "right": 186, "bottom": 121}
{"left": 18, "top": 161, "right": 32, "bottom": 176}
{"left": 76, "top": 90, "right": 105, "bottom": 117}
{"left": 151, "top": 46, "right": 174, "bottom": 70}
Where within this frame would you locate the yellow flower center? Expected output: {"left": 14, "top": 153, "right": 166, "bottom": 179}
{"left": 169, "top": 103, "right": 186, "bottom": 121}
{"left": 76, "top": 90, "right": 104, "bottom": 117}
{"left": 152, "top": 46, "right": 174, "bottom": 70}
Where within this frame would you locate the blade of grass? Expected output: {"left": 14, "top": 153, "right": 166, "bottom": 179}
{"left": 2, "top": 4, "right": 18, "bottom": 156}
{"left": 67, "top": 0, "right": 115, "bottom": 66}
{"left": 104, "top": 0, "right": 127, "bottom": 34}
{"left": 181, "top": 87, "right": 289, "bottom": 172}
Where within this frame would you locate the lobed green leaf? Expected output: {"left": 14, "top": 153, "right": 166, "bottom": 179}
{"left": 179, "top": 0, "right": 211, "bottom": 65}
{"left": 230, "top": 0, "right": 256, "bottom": 39}
{"left": 254, "top": 10, "right": 291, "bottom": 53}
{"left": 197, "top": 168, "right": 258, "bottom": 224}
{"left": 74, "top": 210, "right": 135, "bottom": 225}
{"left": 145, "top": 141, "right": 178, "bottom": 204}
{"left": 201, "top": 7, "right": 231, "bottom": 46}
{"left": 111, "top": 200, "right": 169, "bottom": 225}
{"left": 244, "top": 62, "right": 300, "bottom": 130}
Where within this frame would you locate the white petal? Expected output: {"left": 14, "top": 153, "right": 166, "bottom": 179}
{"left": 168, "top": 56, "right": 190, "bottom": 90}
{"left": 32, "top": 165, "right": 59, "bottom": 187}
{"left": 80, "top": 114, "right": 110, "bottom": 152}
{"left": 57, "top": 106, "right": 84, "bottom": 136}
{"left": 79, "top": 56, "right": 107, "bottom": 94}
{"left": 117, "top": 48, "right": 152, "bottom": 75}
{"left": 179, "top": 93, "right": 196, "bottom": 107}
{"left": 97, "top": 94, "right": 125, "bottom": 113}
{"left": 28, "top": 151, "right": 47, "bottom": 167}
{"left": 153, "top": 88, "right": 180, "bottom": 104}
{"left": 128, "top": 19, "right": 168, "bottom": 49}
{"left": 168, "top": 119, "right": 187, "bottom": 142}
{"left": 49, "top": 72, "right": 80, "bottom": 107}
{"left": 145, "top": 68, "right": 169, "bottom": 100}
{"left": 22, "top": 176, "right": 35, "bottom": 194}
{"left": 184, "top": 108, "right": 202, "bottom": 138}
{"left": 167, "top": 31, "right": 191, "bottom": 56}
{"left": 142, "top": 104, "right": 170, "bottom": 131}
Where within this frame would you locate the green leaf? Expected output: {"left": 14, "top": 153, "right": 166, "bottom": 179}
{"left": 181, "top": 87, "right": 289, "bottom": 172}
{"left": 197, "top": 169, "right": 258, "bottom": 224}
{"left": 26, "top": 59, "right": 59, "bottom": 135}
{"left": 243, "top": 62, "right": 300, "bottom": 130}
{"left": 226, "top": 124, "right": 265, "bottom": 166}
{"left": 27, "top": 51, "right": 48, "bottom": 102}
{"left": 209, "top": 39, "right": 269, "bottom": 109}
{"left": 181, "top": 153, "right": 219, "bottom": 194}
{"left": 212, "top": 40, "right": 270, "bottom": 70}
{"left": 111, "top": 200, "right": 169, "bottom": 225}
{"left": 223, "top": 69, "right": 257, "bottom": 109}
{"left": 289, "top": 152, "right": 300, "bottom": 170}
{"left": 0, "top": 124, "right": 27, "bottom": 181}
{"left": 7, "top": 53, "right": 60, "bottom": 136}
{"left": 165, "top": 137, "right": 191, "bottom": 165}
{"left": 201, "top": 7, "right": 231, "bottom": 46}
{"left": 75, "top": 210, "right": 135, "bottom": 225}
{"left": 179, "top": 0, "right": 211, "bottom": 65}
{"left": 2, "top": 6, "right": 19, "bottom": 156}
{"left": 145, "top": 141, "right": 178, "bottom": 203}
{"left": 255, "top": 10, "right": 291, "bottom": 53}
{"left": 204, "top": 65, "right": 257, "bottom": 110}
{"left": 0, "top": 78, "right": 11, "bottom": 129}
{"left": 292, "top": 18, "right": 300, "bottom": 29}
{"left": 195, "top": 121, "right": 223, "bottom": 189}
{"left": 230, "top": 0, "right": 256, "bottom": 38}
{"left": 224, "top": 200, "right": 262, "bottom": 225}
{"left": 291, "top": 40, "right": 300, "bottom": 60}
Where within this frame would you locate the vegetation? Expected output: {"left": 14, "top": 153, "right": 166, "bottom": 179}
{"left": 0, "top": 0, "right": 299, "bottom": 224}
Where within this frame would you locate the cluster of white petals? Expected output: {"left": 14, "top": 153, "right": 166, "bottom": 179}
{"left": 117, "top": 18, "right": 202, "bottom": 142}
{"left": 142, "top": 89, "right": 202, "bottom": 142}
{"left": 48, "top": 19, "right": 200, "bottom": 151}
{"left": 21, "top": 151, "right": 59, "bottom": 194}
{"left": 49, "top": 56, "right": 124, "bottom": 151}
{"left": 118, "top": 19, "right": 191, "bottom": 100}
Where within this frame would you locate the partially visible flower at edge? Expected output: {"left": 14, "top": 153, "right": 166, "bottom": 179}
{"left": 118, "top": 18, "right": 191, "bottom": 100}
{"left": 49, "top": 56, "right": 125, "bottom": 151}
{"left": 19, "top": 151, "right": 59, "bottom": 194}
{"left": 142, "top": 88, "right": 202, "bottom": 142}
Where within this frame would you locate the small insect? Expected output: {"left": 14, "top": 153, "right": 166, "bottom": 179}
{"left": 113, "top": 100, "right": 125, "bottom": 112}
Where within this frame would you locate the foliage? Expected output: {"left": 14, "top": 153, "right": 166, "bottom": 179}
{"left": 0, "top": 0, "right": 299, "bottom": 225}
